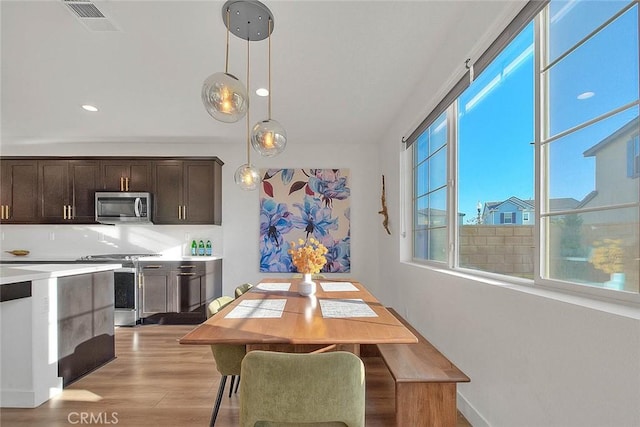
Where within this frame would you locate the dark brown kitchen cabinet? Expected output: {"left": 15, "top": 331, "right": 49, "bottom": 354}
{"left": 38, "top": 160, "right": 100, "bottom": 223}
{"left": 0, "top": 156, "right": 222, "bottom": 225}
{"left": 139, "top": 263, "right": 171, "bottom": 318}
{"left": 152, "top": 159, "right": 222, "bottom": 225}
{"left": 139, "top": 260, "right": 222, "bottom": 324}
{"left": 0, "top": 159, "right": 39, "bottom": 223}
{"left": 101, "top": 160, "right": 151, "bottom": 192}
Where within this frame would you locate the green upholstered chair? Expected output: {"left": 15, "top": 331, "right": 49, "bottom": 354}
{"left": 239, "top": 350, "right": 365, "bottom": 427}
{"left": 234, "top": 282, "right": 253, "bottom": 298}
{"left": 208, "top": 296, "right": 234, "bottom": 318}
{"left": 207, "top": 296, "right": 246, "bottom": 427}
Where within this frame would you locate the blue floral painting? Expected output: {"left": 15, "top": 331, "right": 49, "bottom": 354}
{"left": 259, "top": 169, "right": 351, "bottom": 273}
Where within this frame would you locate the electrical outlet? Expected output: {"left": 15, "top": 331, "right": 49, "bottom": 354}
{"left": 49, "top": 232, "right": 55, "bottom": 241}
{"left": 184, "top": 233, "right": 191, "bottom": 241}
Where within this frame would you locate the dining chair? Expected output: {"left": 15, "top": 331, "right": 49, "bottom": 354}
{"left": 239, "top": 350, "right": 365, "bottom": 427}
{"left": 234, "top": 282, "right": 253, "bottom": 298}
{"left": 207, "top": 296, "right": 246, "bottom": 427}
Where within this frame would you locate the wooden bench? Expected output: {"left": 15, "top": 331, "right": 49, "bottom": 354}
{"left": 374, "top": 308, "right": 470, "bottom": 427}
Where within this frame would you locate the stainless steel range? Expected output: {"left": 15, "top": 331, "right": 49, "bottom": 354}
{"left": 78, "top": 254, "right": 159, "bottom": 326}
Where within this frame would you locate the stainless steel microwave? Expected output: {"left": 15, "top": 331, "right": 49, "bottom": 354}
{"left": 95, "top": 192, "right": 152, "bottom": 224}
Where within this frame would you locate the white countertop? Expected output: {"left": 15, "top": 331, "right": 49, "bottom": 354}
{"left": 0, "top": 263, "right": 123, "bottom": 285}
{"left": 138, "top": 255, "right": 222, "bottom": 262}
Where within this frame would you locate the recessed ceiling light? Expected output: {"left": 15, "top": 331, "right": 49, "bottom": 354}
{"left": 82, "top": 104, "right": 98, "bottom": 112}
{"left": 577, "top": 91, "right": 595, "bottom": 100}
{"left": 256, "top": 88, "right": 269, "bottom": 97}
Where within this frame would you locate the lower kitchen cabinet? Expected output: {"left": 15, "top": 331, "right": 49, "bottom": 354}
{"left": 139, "top": 259, "right": 222, "bottom": 324}
{"left": 139, "top": 263, "right": 170, "bottom": 316}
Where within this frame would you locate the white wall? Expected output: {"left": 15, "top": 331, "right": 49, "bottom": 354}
{"left": 0, "top": 140, "right": 380, "bottom": 297}
{"left": 370, "top": 8, "right": 640, "bottom": 427}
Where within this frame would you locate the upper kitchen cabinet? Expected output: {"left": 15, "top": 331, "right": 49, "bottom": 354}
{"left": 0, "top": 159, "right": 39, "bottom": 223}
{"left": 39, "top": 160, "right": 100, "bottom": 223}
{"left": 152, "top": 158, "right": 222, "bottom": 225}
{"left": 101, "top": 160, "right": 151, "bottom": 192}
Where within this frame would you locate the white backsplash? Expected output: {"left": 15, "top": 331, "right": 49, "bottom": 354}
{"left": 0, "top": 224, "right": 223, "bottom": 259}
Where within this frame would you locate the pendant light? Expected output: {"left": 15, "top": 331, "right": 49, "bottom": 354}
{"left": 234, "top": 34, "right": 260, "bottom": 190}
{"left": 201, "top": 7, "right": 248, "bottom": 123}
{"left": 251, "top": 17, "right": 287, "bottom": 157}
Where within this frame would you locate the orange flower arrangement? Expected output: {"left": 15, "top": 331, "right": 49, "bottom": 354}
{"left": 288, "top": 238, "right": 328, "bottom": 274}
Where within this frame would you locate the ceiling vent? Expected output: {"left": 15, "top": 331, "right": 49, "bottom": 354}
{"left": 62, "top": 0, "right": 119, "bottom": 32}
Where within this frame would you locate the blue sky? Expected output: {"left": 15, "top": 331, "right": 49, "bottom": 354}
{"left": 455, "top": 1, "right": 638, "bottom": 221}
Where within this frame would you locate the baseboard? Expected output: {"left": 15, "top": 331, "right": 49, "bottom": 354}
{"left": 458, "top": 391, "right": 491, "bottom": 427}
{"left": 1, "top": 378, "right": 63, "bottom": 408}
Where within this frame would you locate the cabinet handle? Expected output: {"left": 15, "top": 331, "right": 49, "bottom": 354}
{"left": 125, "top": 177, "right": 130, "bottom": 191}
{"left": 1, "top": 205, "right": 5, "bottom": 219}
{"left": 182, "top": 205, "right": 186, "bottom": 220}
{"left": 176, "top": 282, "right": 181, "bottom": 313}
{"left": 120, "top": 176, "right": 124, "bottom": 192}
{"left": 178, "top": 265, "right": 196, "bottom": 269}
{"left": 178, "top": 272, "right": 197, "bottom": 276}
{"left": 178, "top": 205, "right": 182, "bottom": 220}
{"left": 63, "top": 205, "right": 67, "bottom": 219}
{"left": 68, "top": 205, "right": 73, "bottom": 219}
{"left": 6, "top": 205, "right": 9, "bottom": 219}
{"left": 143, "top": 265, "right": 163, "bottom": 269}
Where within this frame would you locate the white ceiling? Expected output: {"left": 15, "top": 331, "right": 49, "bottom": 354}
{"left": 1, "top": 0, "right": 525, "bottom": 148}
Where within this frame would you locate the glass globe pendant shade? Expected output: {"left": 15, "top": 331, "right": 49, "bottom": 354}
{"left": 251, "top": 119, "right": 287, "bottom": 157}
{"left": 234, "top": 163, "right": 261, "bottom": 191}
{"left": 201, "top": 72, "right": 249, "bottom": 123}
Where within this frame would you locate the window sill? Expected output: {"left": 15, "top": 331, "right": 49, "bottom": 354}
{"left": 402, "top": 260, "right": 640, "bottom": 320}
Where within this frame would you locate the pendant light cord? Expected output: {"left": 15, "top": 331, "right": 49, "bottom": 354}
{"left": 224, "top": 8, "right": 230, "bottom": 74}
{"left": 246, "top": 35, "right": 251, "bottom": 166}
{"left": 268, "top": 17, "right": 272, "bottom": 120}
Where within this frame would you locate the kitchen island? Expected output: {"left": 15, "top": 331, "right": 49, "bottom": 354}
{"left": 0, "top": 263, "right": 121, "bottom": 408}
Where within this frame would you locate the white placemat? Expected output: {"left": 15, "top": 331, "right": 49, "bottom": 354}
{"left": 319, "top": 298, "right": 378, "bottom": 318}
{"left": 225, "top": 299, "right": 287, "bottom": 318}
{"left": 256, "top": 282, "right": 292, "bottom": 292}
{"left": 319, "top": 282, "right": 358, "bottom": 292}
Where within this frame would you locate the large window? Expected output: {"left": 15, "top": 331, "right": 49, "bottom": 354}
{"left": 410, "top": 0, "right": 639, "bottom": 298}
{"left": 457, "top": 22, "right": 535, "bottom": 278}
{"left": 542, "top": 1, "right": 639, "bottom": 291}
{"left": 413, "top": 112, "right": 448, "bottom": 262}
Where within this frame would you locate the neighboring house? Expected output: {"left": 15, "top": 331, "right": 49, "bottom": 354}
{"left": 480, "top": 196, "right": 580, "bottom": 225}
{"left": 480, "top": 118, "right": 639, "bottom": 226}
{"left": 481, "top": 197, "right": 533, "bottom": 225}
{"left": 579, "top": 117, "right": 639, "bottom": 224}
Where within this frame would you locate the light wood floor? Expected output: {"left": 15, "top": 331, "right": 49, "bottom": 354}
{"left": 1, "top": 325, "right": 471, "bottom": 426}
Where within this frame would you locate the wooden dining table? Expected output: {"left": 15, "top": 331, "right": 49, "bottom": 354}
{"left": 179, "top": 278, "right": 417, "bottom": 353}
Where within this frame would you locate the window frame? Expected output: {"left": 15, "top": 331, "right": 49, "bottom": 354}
{"left": 407, "top": 0, "right": 639, "bottom": 305}
{"left": 411, "top": 111, "right": 450, "bottom": 264}
{"left": 628, "top": 135, "right": 640, "bottom": 178}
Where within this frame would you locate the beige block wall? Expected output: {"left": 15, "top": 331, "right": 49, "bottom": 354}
{"left": 460, "top": 225, "right": 534, "bottom": 279}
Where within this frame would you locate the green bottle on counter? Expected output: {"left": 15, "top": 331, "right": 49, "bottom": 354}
{"left": 205, "top": 240, "right": 212, "bottom": 256}
{"left": 191, "top": 240, "right": 197, "bottom": 256}
{"left": 198, "top": 240, "right": 205, "bottom": 256}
